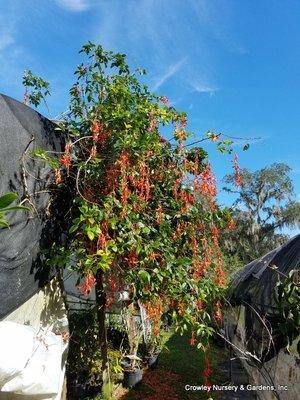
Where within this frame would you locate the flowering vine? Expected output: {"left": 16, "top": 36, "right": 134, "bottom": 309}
{"left": 31, "top": 43, "right": 240, "bottom": 380}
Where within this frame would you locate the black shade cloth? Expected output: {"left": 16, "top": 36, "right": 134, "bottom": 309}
{"left": 227, "top": 234, "right": 300, "bottom": 361}
{"left": 228, "top": 234, "right": 300, "bottom": 312}
{"left": 0, "top": 94, "right": 66, "bottom": 319}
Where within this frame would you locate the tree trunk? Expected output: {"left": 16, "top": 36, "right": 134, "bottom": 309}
{"left": 95, "top": 270, "right": 108, "bottom": 384}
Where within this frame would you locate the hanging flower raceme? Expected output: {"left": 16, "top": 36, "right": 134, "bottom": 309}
{"left": 91, "top": 120, "right": 103, "bottom": 143}
{"left": 156, "top": 205, "right": 164, "bottom": 224}
{"left": 198, "top": 163, "right": 217, "bottom": 200}
{"left": 179, "top": 190, "right": 195, "bottom": 214}
{"left": 211, "top": 225, "right": 220, "bottom": 246}
{"left": 195, "top": 299, "right": 204, "bottom": 311}
{"left": 60, "top": 142, "right": 72, "bottom": 169}
{"left": 233, "top": 154, "right": 242, "bottom": 187}
{"left": 172, "top": 222, "right": 186, "bottom": 241}
{"left": 173, "top": 178, "right": 182, "bottom": 199}
{"left": 124, "top": 249, "right": 139, "bottom": 269}
{"left": 54, "top": 168, "right": 62, "bottom": 185}
{"left": 203, "top": 353, "right": 213, "bottom": 386}
{"left": 90, "top": 145, "right": 97, "bottom": 159}
{"left": 137, "top": 162, "right": 151, "bottom": 202}
{"left": 214, "top": 249, "right": 225, "bottom": 286}
{"left": 144, "top": 299, "right": 164, "bottom": 336}
{"left": 214, "top": 301, "right": 222, "bottom": 322}
{"left": 79, "top": 273, "right": 96, "bottom": 296}
{"left": 189, "top": 331, "right": 197, "bottom": 346}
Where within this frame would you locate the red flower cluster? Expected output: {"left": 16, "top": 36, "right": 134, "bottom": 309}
{"left": 211, "top": 225, "right": 220, "bottom": 246}
{"left": 198, "top": 163, "right": 217, "bottom": 200}
{"left": 214, "top": 301, "right": 222, "bottom": 321}
{"left": 90, "top": 145, "right": 97, "bottom": 159}
{"left": 124, "top": 249, "right": 139, "bottom": 269}
{"left": 144, "top": 299, "right": 164, "bottom": 336}
{"left": 172, "top": 222, "right": 186, "bottom": 241}
{"left": 233, "top": 154, "right": 242, "bottom": 186}
{"left": 156, "top": 205, "right": 164, "bottom": 224}
{"left": 54, "top": 168, "right": 62, "bottom": 185}
{"left": 60, "top": 143, "right": 72, "bottom": 169}
{"left": 203, "top": 353, "right": 213, "bottom": 386}
{"left": 189, "top": 331, "right": 197, "bottom": 346}
{"left": 160, "top": 96, "right": 169, "bottom": 106}
{"left": 91, "top": 120, "right": 103, "bottom": 143}
{"left": 179, "top": 191, "right": 194, "bottom": 214}
{"left": 79, "top": 274, "right": 96, "bottom": 296}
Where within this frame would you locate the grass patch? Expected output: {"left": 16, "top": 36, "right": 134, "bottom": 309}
{"left": 117, "top": 331, "right": 229, "bottom": 400}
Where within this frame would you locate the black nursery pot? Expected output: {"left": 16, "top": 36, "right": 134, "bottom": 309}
{"left": 123, "top": 369, "right": 143, "bottom": 388}
{"left": 147, "top": 354, "right": 159, "bottom": 369}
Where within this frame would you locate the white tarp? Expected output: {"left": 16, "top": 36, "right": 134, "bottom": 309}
{"left": 0, "top": 321, "right": 65, "bottom": 398}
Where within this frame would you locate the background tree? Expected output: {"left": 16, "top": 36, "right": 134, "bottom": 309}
{"left": 223, "top": 163, "right": 300, "bottom": 265}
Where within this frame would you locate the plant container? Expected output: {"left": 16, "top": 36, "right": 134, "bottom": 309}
{"left": 123, "top": 369, "right": 143, "bottom": 388}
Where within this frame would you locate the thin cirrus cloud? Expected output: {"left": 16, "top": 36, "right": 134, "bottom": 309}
{"left": 152, "top": 58, "right": 188, "bottom": 92}
{"left": 90, "top": 0, "right": 243, "bottom": 98}
{"left": 55, "top": 0, "right": 91, "bottom": 12}
{"left": 0, "top": 33, "right": 15, "bottom": 52}
{"left": 191, "top": 82, "right": 218, "bottom": 97}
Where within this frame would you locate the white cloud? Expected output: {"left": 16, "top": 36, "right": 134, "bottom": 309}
{"left": 0, "top": 33, "right": 15, "bottom": 52}
{"left": 152, "top": 58, "right": 187, "bottom": 91}
{"left": 91, "top": 0, "right": 231, "bottom": 99}
{"left": 55, "top": 0, "right": 90, "bottom": 12}
{"left": 192, "top": 82, "right": 218, "bottom": 97}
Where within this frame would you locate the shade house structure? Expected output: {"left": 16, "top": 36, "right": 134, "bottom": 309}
{"left": 0, "top": 94, "right": 69, "bottom": 400}
{"left": 225, "top": 234, "right": 300, "bottom": 400}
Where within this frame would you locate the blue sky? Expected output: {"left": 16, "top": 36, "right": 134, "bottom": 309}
{"left": 0, "top": 0, "right": 299, "bottom": 234}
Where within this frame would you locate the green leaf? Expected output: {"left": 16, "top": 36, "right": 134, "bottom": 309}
{"left": 138, "top": 269, "right": 151, "bottom": 284}
{"left": 0, "top": 193, "right": 18, "bottom": 209}
{"left": 2, "top": 206, "right": 30, "bottom": 212}
{"left": 87, "top": 230, "right": 95, "bottom": 241}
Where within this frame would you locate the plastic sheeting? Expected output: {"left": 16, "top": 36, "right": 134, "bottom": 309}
{"left": 0, "top": 321, "right": 66, "bottom": 398}
{"left": 0, "top": 94, "right": 67, "bottom": 319}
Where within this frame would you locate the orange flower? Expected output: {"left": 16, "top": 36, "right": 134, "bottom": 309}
{"left": 189, "top": 331, "right": 197, "bottom": 346}
{"left": 54, "top": 168, "right": 62, "bottom": 184}
{"left": 79, "top": 274, "right": 96, "bottom": 296}
{"left": 233, "top": 154, "right": 242, "bottom": 186}
{"left": 156, "top": 206, "right": 164, "bottom": 224}
{"left": 203, "top": 353, "right": 213, "bottom": 386}
{"left": 228, "top": 218, "right": 236, "bottom": 231}
{"left": 160, "top": 96, "right": 169, "bottom": 105}
{"left": 90, "top": 145, "right": 97, "bottom": 159}
{"left": 124, "top": 250, "right": 139, "bottom": 269}
{"left": 60, "top": 154, "right": 71, "bottom": 168}
{"left": 91, "top": 120, "right": 103, "bottom": 143}
{"left": 198, "top": 163, "right": 217, "bottom": 203}
{"left": 60, "top": 142, "right": 72, "bottom": 168}
{"left": 214, "top": 301, "right": 222, "bottom": 321}
{"left": 196, "top": 299, "right": 204, "bottom": 310}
